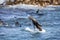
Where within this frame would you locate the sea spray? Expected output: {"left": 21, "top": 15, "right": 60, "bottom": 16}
{"left": 25, "top": 27, "right": 46, "bottom": 33}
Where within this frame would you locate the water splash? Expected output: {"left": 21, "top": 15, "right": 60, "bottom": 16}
{"left": 0, "top": 0, "right": 6, "bottom": 4}
{"left": 25, "top": 27, "right": 46, "bottom": 33}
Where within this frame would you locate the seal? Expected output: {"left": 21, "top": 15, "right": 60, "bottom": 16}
{"left": 0, "top": 19, "right": 8, "bottom": 26}
{"left": 15, "top": 21, "right": 21, "bottom": 27}
{"left": 29, "top": 16, "right": 42, "bottom": 31}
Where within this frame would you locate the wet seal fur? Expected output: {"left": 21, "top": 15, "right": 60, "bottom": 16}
{"left": 29, "top": 16, "right": 42, "bottom": 31}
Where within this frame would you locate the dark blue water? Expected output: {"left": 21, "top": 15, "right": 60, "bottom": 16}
{"left": 0, "top": 6, "right": 60, "bottom": 40}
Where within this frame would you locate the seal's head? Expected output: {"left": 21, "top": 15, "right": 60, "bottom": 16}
{"left": 15, "top": 22, "right": 19, "bottom": 25}
{"left": 28, "top": 16, "right": 36, "bottom": 21}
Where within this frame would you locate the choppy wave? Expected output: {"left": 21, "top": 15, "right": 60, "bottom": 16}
{"left": 6, "top": 4, "right": 56, "bottom": 10}
{"left": 0, "top": 4, "right": 60, "bottom": 40}
{"left": 4, "top": 4, "right": 40, "bottom": 10}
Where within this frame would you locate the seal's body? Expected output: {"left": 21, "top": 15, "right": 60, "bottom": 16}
{"left": 0, "top": 19, "right": 4, "bottom": 25}
{"left": 29, "top": 16, "right": 42, "bottom": 31}
{"left": 0, "top": 19, "right": 8, "bottom": 26}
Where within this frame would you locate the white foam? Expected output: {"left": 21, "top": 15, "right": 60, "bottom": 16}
{"left": 0, "top": 0, "right": 6, "bottom": 4}
{"left": 42, "top": 7, "right": 55, "bottom": 10}
{"left": 25, "top": 27, "right": 46, "bottom": 33}
{"left": 25, "top": 27, "right": 34, "bottom": 32}
{"left": 5, "top": 24, "right": 9, "bottom": 26}
{"left": 46, "top": 5, "right": 60, "bottom": 7}
{"left": 5, "top": 4, "right": 40, "bottom": 10}
{"left": 39, "top": 29, "right": 46, "bottom": 33}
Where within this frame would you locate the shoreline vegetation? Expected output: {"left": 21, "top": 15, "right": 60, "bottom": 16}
{"left": 5, "top": 0, "right": 60, "bottom": 7}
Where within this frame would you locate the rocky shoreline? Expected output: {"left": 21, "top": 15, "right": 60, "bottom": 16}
{"left": 0, "top": 0, "right": 60, "bottom": 8}
{"left": 5, "top": 0, "right": 60, "bottom": 7}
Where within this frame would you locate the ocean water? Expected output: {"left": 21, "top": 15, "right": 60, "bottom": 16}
{"left": 0, "top": 6, "right": 60, "bottom": 40}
